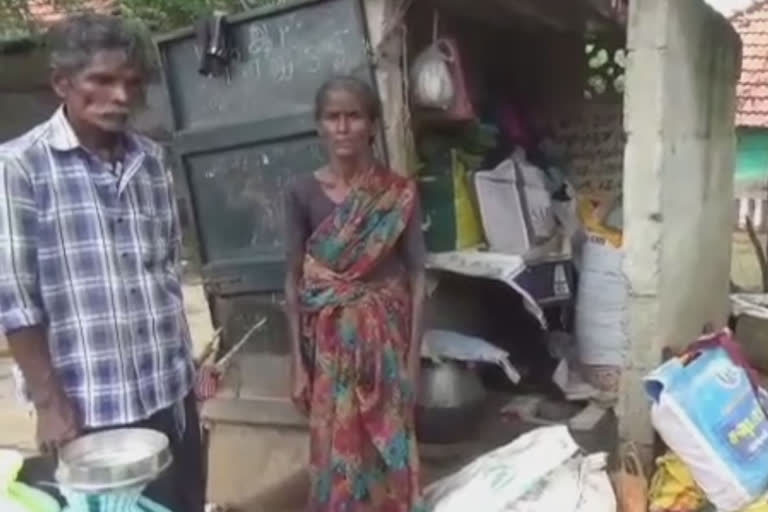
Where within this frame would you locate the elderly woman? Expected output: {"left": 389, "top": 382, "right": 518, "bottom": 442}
{"left": 284, "top": 76, "right": 426, "bottom": 512}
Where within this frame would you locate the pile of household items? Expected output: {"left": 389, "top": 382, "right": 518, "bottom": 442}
{"left": 423, "top": 327, "right": 768, "bottom": 512}
{"left": 408, "top": 7, "right": 627, "bottom": 443}
{"left": 634, "top": 326, "right": 768, "bottom": 512}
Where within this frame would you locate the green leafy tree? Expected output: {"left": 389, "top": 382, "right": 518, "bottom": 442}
{"left": 0, "top": 0, "right": 282, "bottom": 36}
{"left": 120, "top": 0, "right": 244, "bottom": 32}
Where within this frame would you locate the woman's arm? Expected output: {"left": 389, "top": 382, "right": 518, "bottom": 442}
{"left": 285, "top": 259, "right": 303, "bottom": 369}
{"left": 407, "top": 269, "right": 426, "bottom": 371}
{"left": 285, "top": 260, "right": 309, "bottom": 416}
{"left": 402, "top": 189, "right": 428, "bottom": 387}
{"left": 283, "top": 186, "right": 310, "bottom": 414}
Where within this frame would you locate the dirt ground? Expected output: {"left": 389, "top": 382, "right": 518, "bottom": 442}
{"left": 0, "top": 232, "right": 762, "bottom": 483}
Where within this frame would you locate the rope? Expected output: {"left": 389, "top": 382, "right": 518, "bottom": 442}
{"left": 369, "top": 0, "right": 414, "bottom": 67}
{"left": 432, "top": 9, "right": 440, "bottom": 42}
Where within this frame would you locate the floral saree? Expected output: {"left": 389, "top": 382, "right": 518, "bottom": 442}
{"left": 299, "top": 166, "right": 424, "bottom": 512}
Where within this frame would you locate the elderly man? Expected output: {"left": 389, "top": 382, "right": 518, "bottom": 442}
{"left": 0, "top": 14, "right": 203, "bottom": 511}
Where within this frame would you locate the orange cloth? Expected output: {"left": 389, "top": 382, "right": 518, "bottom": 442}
{"left": 578, "top": 196, "right": 622, "bottom": 249}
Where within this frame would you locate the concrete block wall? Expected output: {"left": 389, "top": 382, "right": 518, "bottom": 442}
{"left": 620, "top": 0, "right": 741, "bottom": 449}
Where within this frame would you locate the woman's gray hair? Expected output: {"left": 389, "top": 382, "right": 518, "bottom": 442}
{"left": 314, "top": 76, "right": 382, "bottom": 121}
{"left": 47, "top": 14, "right": 157, "bottom": 78}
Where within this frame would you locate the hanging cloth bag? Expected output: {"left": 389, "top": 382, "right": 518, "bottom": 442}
{"left": 410, "top": 12, "right": 475, "bottom": 121}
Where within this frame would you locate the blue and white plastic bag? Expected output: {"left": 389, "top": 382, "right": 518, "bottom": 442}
{"left": 645, "top": 330, "right": 768, "bottom": 511}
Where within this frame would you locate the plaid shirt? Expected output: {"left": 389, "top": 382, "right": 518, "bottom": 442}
{"left": 0, "top": 108, "right": 194, "bottom": 428}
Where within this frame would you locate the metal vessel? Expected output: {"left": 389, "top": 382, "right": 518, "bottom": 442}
{"left": 415, "top": 360, "right": 487, "bottom": 444}
{"left": 56, "top": 428, "right": 171, "bottom": 493}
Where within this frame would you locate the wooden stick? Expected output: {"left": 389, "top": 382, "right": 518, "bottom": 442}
{"left": 215, "top": 316, "right": 268, "bottom": 372}
{"left": 194, "top": 328, "right": 223, "bottom": 368}
{"left": 746, "top": 216, "right": 768, "bottom": 292}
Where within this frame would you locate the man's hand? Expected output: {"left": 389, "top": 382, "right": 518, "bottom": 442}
{"left": 6, "top": 326, "right": 80, "bottom": 453}
{"left": 35, "top": 387, "right": 80, "bottom": 454}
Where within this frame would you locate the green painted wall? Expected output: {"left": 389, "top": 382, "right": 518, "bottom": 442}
{"left": 736, "top": 128, "right": 768, "bottom": 183}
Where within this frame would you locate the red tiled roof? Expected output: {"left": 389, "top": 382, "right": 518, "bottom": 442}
{"left": 27, "top": 0, "right": 117, "bottom": 26}
{"left": 0, "top": 0, "right": 117, "bottom": 43}
{"left": 733, "top": 1, "right": 768, "bottom": 127}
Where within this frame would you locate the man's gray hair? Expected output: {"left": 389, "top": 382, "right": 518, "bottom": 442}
{"left": 47, "top": 14, "right": 157, "bottom": 77}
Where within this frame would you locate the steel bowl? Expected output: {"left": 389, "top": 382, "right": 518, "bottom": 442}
{"left": 55, "top": 428, "right": 172, "bottom": 493}
{"left": 415, "top": 360, "right": 487, "bottom": 444}
{"left": 417, "top": 360, "right": 486, "bottom": 410}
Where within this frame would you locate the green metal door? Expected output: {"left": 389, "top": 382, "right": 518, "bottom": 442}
{"left": 156, "top": 0, "right": 377, "bottom": 355}
{"left": 157, "top": 0, "right": 375, "bottom": 296}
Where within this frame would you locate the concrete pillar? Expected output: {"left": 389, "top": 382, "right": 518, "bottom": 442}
{"left": 620, "top": 0, "right": 741, "bottom": 457}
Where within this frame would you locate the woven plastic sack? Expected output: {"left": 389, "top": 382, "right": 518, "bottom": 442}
{"left": 574, "top": 238, "right": 628, "bottom": 367}
{"left": 645, "top": 330, "right": 768, "bottom": 511}
{"left": 424, "top": 426, "right": 579, "bottom": 512}
{"left": 508, "top": 453, "right": 616, "bottom": 512}
{"left": 744, "top": 495, "right": 768, "bottom": 512}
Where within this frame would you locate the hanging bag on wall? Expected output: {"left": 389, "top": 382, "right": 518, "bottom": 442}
{"left": 411, "top": 18, "right": 455, "bottom": 110}
{"left": 474, "top": 148, "right": 556, "bottom": 255}
{"left": 436, "top": 38, "right": 475, "bottom": 121}
{"left": 410, "top": 12, "right": 475, "bottom": 121}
